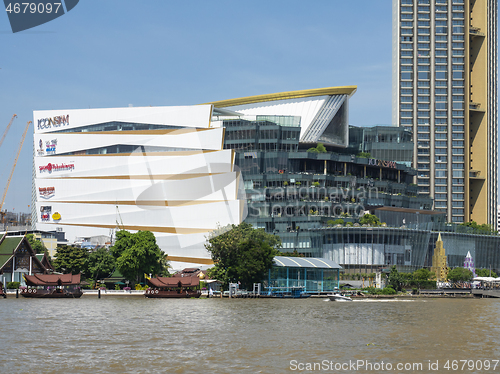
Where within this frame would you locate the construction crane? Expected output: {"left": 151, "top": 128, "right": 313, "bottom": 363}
{"left": 0, "top": 121, "right": 31, "bottom": 225}
{"left": 0, "top": 114, "right": 17, "bottom": 148}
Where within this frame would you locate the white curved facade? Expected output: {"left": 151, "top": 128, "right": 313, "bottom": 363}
{"left": 33, "top": 87, "right": 357, "bottom": 267}
{"left": 33, "top": 105, "right": 246, "bottom": 267}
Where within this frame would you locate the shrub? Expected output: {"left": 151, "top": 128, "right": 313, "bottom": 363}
{"left": 382, "top": 286, "right": 397, "bottom": 295}
{"left": 7, "top": 281, "right": 20, "bottom": 289}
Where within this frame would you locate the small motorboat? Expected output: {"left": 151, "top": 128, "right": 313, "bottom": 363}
{"left": 328, "top": 293, "right": 353, "bottom": 302}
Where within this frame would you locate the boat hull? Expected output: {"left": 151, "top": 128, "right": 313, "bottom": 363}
{"left": 144, "top": 289, "right": 201, "bottom": 298}
{"left": 328, "top": 294, "right": 353, "bottom": 302}
{"left": 21, "top": 289, "right": 83, "bottom": 298}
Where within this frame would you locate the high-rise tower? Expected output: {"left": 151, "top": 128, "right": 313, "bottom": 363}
{"left": 392, "top": 0, "right": 497, "bottom": 227}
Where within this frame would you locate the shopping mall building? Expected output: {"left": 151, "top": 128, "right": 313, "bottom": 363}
{"left": 32, "top": 86, "right": 500, "bottom": 272}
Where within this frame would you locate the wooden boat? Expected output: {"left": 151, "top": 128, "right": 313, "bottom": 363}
{"left": 145, "top": 276, "right": 201, "bottom": 298}
{"left": 21, "top": 273, "right": 83, "bottom": 298}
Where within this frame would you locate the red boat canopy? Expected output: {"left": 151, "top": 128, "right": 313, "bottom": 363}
{"left": 148, "top": 276, "right": 200, "bottom": 288}
{"left": 24, "top": 273, "right": 82, "bottom": 286}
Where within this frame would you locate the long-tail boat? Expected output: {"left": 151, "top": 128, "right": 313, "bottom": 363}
{"left": 145, "top": 276, "right": 201, "bottom": 298}
{"left": 21, "top": 273, "right": 83, "bottom": 298}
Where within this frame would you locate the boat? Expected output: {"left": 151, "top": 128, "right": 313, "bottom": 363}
{"left": 21, "top": 273, "right": 83, "bottom": 298}
{"left": 145, "top": 276, "right": 201, "bottom": 298}
{"left": 328, "top": 293, "right": 353, "bottom": 302}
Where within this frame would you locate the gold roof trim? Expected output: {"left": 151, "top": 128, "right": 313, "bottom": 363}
{"left": 202, "top": 86, "right": 357, "bottom": 108}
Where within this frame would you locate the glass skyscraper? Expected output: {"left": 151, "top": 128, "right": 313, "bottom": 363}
{"left": 392, "top": 0, "right": 497, "bottom": 227}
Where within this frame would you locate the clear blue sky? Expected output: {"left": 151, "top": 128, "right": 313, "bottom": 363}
{"left": 0, "top": 0, "right": 393, "bottom": 213}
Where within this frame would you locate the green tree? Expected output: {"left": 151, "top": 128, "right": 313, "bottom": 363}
{"left": 26, "top": 234, "right": 46, "bottom": 254}
{"left": 447, "top": 267, "right": 473, "bottom": 283}
{"left": 306, "top": 143, "right": 327, "bottom": 153}
{"left": 460, "top": 221, "right": 495, "bottom": 234}
{"left": 111, "top": 230, "right": 166, "bottom": 284}
{"left": 387, "top": 266, "right": 403, "bottom": 291}
{"left": 359, "top": 214, "right": 381, "bottom": 226}
{"left": 205, "top": 222, "right": 280, "bottom": 289}
{"left": 87, "top": 247, "right": 116, "bottom": 281}
{"left": 413, "top": 268, "right": 433, "bottom": 281}
{"left": 316, "top": 143, "right": 327, "bottom": 153}
{"left": 475, "top": 268, "right": 498, "bottom": 278}
{"left": 53, "top": 245, "right": 89, "bottom": 275}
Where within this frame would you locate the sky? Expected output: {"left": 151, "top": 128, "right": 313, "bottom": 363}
{"left": 0, "top": 0, "right": 394, "bottom": 214}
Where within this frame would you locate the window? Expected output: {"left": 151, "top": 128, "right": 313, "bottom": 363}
{"left": 436, "top": 156, "right": 447, "bottom": 163}
{"left": 453, "top": 71, "right": 464, "bottom": 79}
{"left": 436, "top": 42, "right": 447, "bottom": 49}
{"left": 435, "top": 141, "right": 447, "bottom": 147}
{"left": 436, "top": 80, "right": 447, "bottom": 87}
{"left": 435, "top": 88, "right": 447, "bottom": 95}
{"left": 435, "top": 27, "right": 447, "bottom": 34}
{"left": 401, "top": 72, "right": 413, "bottom": 80}
{"left": 435, "top": 133, "right": 447, "bottom": 139}
{"left": 452, "top": 148, "right": 464, "bottom": 155}
{"left": 452, "top": 193, "right": 464, "bottom": 200}
{"left": 435, "top": 96, "right": 447, "bottom": 102}
{"left": 435, "top": 186, "right": 447, "bottom": 192}
{"left": 452, "top": 156, "right": 464, "bottom": 162}
{"left": 401, "top": 96, "right": 413, "bottom": 102}
{"left": 452, "top": 133, "right": 464, "bottom": 140}
{"left": 435, "top": 148, "right": 447, "bottom": 154}
{"left": 452, "top": 170, "right": 464, "bottom": 178}
{"left": 436, "top": 126, "right": 447, "bottom": 132}
{"left": 435, "top": 58, "right": 447, "bottom": 64}
{"left": 436, "top": 102, "right": 447, "bottom": 110}
{"left": 418, "top": 35, "right": 430, "bottom": 41}
{"left": 452, "top": 163, "right": 464, "bottom": 169}
{"left": 436, "top": 72, "right": 447, "bottom": 80}
{"left": 418, "top": 88, "right": 430, "bottom": 95}
{"left": 401, "top": 104, "right": 413, "bottom": 110}
{"left": 452, "top": 140, "right": 464, "bottom": 146}
{"left": 417, "top": 95, "right": 429, "bottom": 103}
{"left": 435, "top": 194, "right": 447, "bottom": 200}
{"left": 453, "top": 102, "right": 463, "bottom": 110}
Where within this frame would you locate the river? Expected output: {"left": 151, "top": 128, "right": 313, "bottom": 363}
{"left": 1, "top": 297, "right": 499, "bottom": 373}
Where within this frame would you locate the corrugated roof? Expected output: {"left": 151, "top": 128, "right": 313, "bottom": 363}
{"left": 273, "top": 256, "right": 341, "bottom": 269}
{"left": 0, "top": 236, "right": 23, "bottom": 269}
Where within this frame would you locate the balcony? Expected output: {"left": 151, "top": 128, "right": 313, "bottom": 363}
{"left": 469, "top": 170, "right": 485, "bottom": 179}
{"left": 469, "top": 102, "right": 485, "bottom": 113}
{"left": 469, "top": 27, "right": 485, "bottom": 38}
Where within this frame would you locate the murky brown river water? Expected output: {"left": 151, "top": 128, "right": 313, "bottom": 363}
{"left": 1, "top": 297, "right": 500, "bottom": 373}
